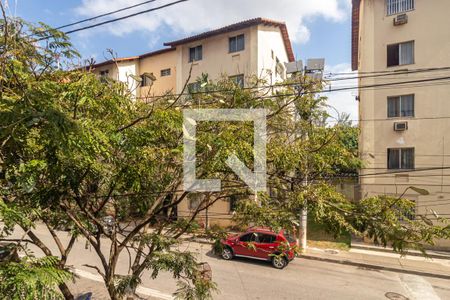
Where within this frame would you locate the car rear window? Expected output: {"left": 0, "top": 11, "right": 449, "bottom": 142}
{"left": 258, "top": 234, "right": 276, "bottom": 243}
{"left": 284, "top": 233, "right": 297, "bottom": 243}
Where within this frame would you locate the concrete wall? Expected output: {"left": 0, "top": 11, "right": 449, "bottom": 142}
{"left": 177, "top": 196, "right": 235, "bottom": 228}
{"left": 91, "top": 60, "right": 139, "bottom": 97}
{"left": 257, "top": 25, "right": 289, "bottom": 84}
{"left": 91, "top": 51, "right": 177, "bottom": 99}
{"left": 138, "top": 50, "right": 177, "bottom": 97}
{"left": 176, "top": 26, "right": 258, "bottom": 93}
{"left": 175, "top": 25, "right": 290, "bottom": 92}
{"left": 358, "top": 0, "right": 450, "bottom": 249}
{"left": 117, "top": 61, "right": 139, "bottom": 98}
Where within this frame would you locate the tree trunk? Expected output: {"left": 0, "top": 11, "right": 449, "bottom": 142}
{"left": 108, "top": 283, "right": 119, "bottom": 300}
{"left": 59, "top": 282, "right": 74, "bottom": 300}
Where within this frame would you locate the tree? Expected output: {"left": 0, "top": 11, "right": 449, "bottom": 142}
{"left": 1, "top": 15, "right": 449, "bottom": 300}
{"left": 0, "top": 15, "right": 218, "bottom": 299}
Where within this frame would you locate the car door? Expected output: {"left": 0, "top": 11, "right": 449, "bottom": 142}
{"left": 234, "top": 232, "right": 258, "bottom": 257}
{"left": 254, "top": 233, "right": 277, "bottom": 259}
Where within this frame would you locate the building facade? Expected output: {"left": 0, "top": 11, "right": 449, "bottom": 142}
{"left": 353, "top": 0, "right": 450, "bottom": 249}
{"left": 90, "top": 18, "right": 294, "bottom": 100}
{"left": 89, "top": 18, "right": 295, "bottom": 227}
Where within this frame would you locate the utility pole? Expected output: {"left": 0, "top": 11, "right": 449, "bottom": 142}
{"left": 299, "top": 160, "right": 308, "bottom": 251}
{"left": 285, "top": 58, "right": 325, "bottom": 253}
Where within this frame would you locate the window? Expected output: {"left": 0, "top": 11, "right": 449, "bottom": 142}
{"left": 258, "top": 234, "right": 276, "bottom": 244}
{"left": 188, "top": 82, "right": 201, "bottom": 93}
{"left": 284, "top": 233, "right": 296, "bottom": 244}
{"left": 395, "top": 202, "right": 416, "bottom": 221}
{"left": 189, "top": 45, "right": 203, "bottom": 62}
{"left": 160, "top": 68, "right": 171, "bottom": 77}
{"left": 275, "top": 58, "right": 284, "bottom": 78}
{"left": 387, "top": 94, "right": 414, "bottom": 118}
{"left": 229, "top": 34, "right": 245, "bottom": 53}
{"left": 140, "top": 73, "right": 155, "bottom": 87}
{"left": 188, "top": 194, "right": 203, "bottom": 210}
{"left": 239, "top": 232, "right": 258, "bottom": 242}
{"left": 387, "top": 41, "right": 414, "bottom": 67}
{"left": 100, "top": 70, "right": 109, "bottom": 82}
{"left": 229, "top": 195, "right": 239, "bottom": 212}
{"left": 230, "top": 74, "right": 244, "bottom": 88}
{"left": 386, "top": 0, "right": 414, "bottom": 16}
{"left": 388, "top": 148, "right": 415, "bottom": 169}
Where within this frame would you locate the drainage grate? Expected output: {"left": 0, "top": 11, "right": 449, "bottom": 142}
{"left": 385, "top": 292, "right": 409, "bottom": 300}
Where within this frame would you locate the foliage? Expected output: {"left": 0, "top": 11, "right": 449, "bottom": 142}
{"left": 1, "top": 15, "right": 449, "bottom": 300}
{"left": 0, "top": 255, "right": 73, "bottom": 300}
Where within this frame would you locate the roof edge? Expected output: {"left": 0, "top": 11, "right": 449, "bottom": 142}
{"left": 352, "top": 0, "right": 361, "bottom": 71}
{"left": 164, "top": 17, "right": 296, "bottom": 62}
{"left": 88, "top": 47, "right": 175, "bottom": 69}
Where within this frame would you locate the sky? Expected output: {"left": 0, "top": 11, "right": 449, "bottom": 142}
{"left": 7, "top": 0, "right": 358, "bottom": 121}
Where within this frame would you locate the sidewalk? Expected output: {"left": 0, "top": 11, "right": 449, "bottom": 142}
{"left": 350, "top": 240, "right": 450, "bottom": 259}
{"left": 303, "top": 246, "right": 450, "bottom": 280}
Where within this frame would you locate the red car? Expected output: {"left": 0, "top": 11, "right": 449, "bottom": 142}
{"left": 220, "top": 227, "right": 297, "bottom": 269}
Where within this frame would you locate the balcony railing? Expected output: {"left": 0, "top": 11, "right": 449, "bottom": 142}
{"left": 386, "top": 0, "right": 414, "bottom": 16}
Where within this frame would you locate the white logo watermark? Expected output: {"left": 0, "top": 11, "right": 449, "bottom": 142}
{"left": 183, "top": 109, "right": 267, "bottom": 192}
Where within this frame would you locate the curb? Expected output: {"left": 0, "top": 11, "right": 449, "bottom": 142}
{"left": 300, "top": 254, "right": 450, "bottom": 280}
{"left": 186, "top": 237, "right": 450, "bottom": 280}
{"left": 350, "top": 244, "right": 450, "bottom": 260}
{"left": 183, "top": 237, "right": 214, "bottom": 245}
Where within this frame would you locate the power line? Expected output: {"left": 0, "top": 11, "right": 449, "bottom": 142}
{"left": 54, "top": 0, "right": 158, "bottom": 31}
{"left": 133, "top": 74, "right": 450, "bottom": 102}
{"left": 324, "top": 66, "right": 450, "bottom": 82}
{"left": 29, "top": 0, "right": 160, "bottom": 38}
{"left": 325, "top": 67, "right": 450, "bottom": 76}
{"left": 36, "top": 0, "right": 188, "bottom": 41}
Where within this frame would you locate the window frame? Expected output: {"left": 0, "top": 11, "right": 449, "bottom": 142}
{"left": 229, "top": 74, "right": 244, "bottom": 88}
{"left": 99, "top": 70, "right": 109, "bottom": 82}
{"left": 229, "top": 34, "right": 245, "bottom": 53}
{"left": 160, "top": 68, "right": 171, "bottom": 77}
{"left": 386, "top": 0, "right": 415, "bottom": 16}
{"left": 239, "top": 232, "right": 257, "bottom": 242}
{"left": 189, "top": 45, "right": 203, "bottom": 62}
{"left": 229, "top": 195, "right": 240, "bottom": 212}
{"left": 140, "top": 73, "right": 154, "bottom": 87}
{"left": 188, "top": 82, "right": 201, "bottom": 94}
{"left": 258, "top": 234, "right": 276, "bottom": 244}
{"left": 387, "top": 94, "right": 415, "bottom": 118}
{"left": 387, "top": 147, "right": 415, "bottom": 170}
{"left": 188, "top": 194, "right": 203, "bottom": 210}
{"left": 387, "top": 41, "right": 415, "bottom": 67}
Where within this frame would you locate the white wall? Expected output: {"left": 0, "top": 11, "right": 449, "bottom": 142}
{"left": 117, "top": 61, "right": 139, "bottom": 98}
{"left": 257, "top": 25, "right": 289, "bottom": 84}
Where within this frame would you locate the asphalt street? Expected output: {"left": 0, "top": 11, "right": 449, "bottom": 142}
{"left": 8, "top": 225, "right": 450, "bottom": 300}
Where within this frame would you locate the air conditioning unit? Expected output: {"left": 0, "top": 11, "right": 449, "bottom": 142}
{"left": 394, "top": 122, "right": 408, "bottom": 131}
{"left": 394, "top": 14, "right": 408, "bottom": 26}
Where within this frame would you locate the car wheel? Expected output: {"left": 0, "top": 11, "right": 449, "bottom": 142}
{"left": 271, "top": 255, "right": 287, "bottom": 269}
{"left": 221, "top": 247, "right": 234, "bottom": 260}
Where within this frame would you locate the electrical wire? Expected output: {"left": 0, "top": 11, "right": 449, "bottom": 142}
{"left": 324, "top": 66, "right": 450, "bottom": 82}
{"left": 132, "top": 74, "right": 450, "bottom": 102}
{"left": 35, "top": 0, "right": 188, "bottom": 41}
{"left": 54, "top": 0, "right": 159, "bottom": 31}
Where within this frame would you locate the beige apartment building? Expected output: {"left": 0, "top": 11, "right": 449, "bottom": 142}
{"left": 90, "top": 18, "right": 294, "bottom": 98}
{"left": 352, "top": 0, "right": 450, "bottom": 249}
{"left": 89, "top": 18, "right": 295, "bottom": 227}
